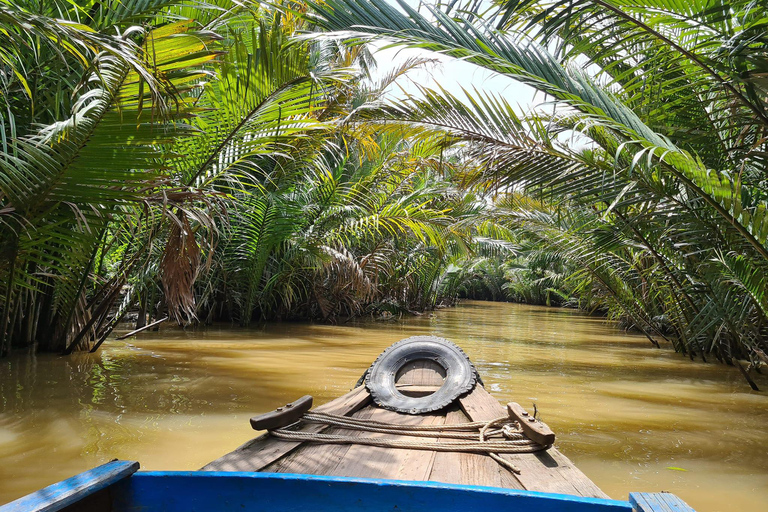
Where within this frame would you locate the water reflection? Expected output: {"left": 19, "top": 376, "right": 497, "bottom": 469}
{"left": 0, "top": 301, "right": 765, "bottom": 512}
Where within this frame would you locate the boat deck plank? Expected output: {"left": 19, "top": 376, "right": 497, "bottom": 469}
{"left": 325, "top": 406, "right": 438, "bottom": 479}
{"left": 459, "top": 386, "right": 609, "bottom": 498}
{"left": 427, "top": 408, "right": 524, "bottom": 490}
{"left": 263, "top": 405, "right": 378, "bottom": 475}
{"left": 391, "top": 412, "right": 446, "bottom": 481}
{"left": 202, "top": 385, "right": 370, "bottom": 472}
{"left": 205, "top": 381, "right": 608, "bottom": 499}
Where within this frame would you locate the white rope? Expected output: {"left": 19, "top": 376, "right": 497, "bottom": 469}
{"left": 269, "top": 429, "right": 544, "bottom": 452}
{"left": 299, "top": 412, "right": 526, "bottom": 440}
{"left": 270, "top": 412, "right": 551, "bottom": 474}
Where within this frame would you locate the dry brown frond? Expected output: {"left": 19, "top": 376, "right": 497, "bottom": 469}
{"left": 160, "top": 212, "right": 201, "bottom": 324}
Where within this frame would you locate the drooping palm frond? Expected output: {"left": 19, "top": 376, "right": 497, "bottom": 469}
{"left": 305, "top": 0, "right": 768, "bottom": 382}
{"left": 309, "top": 1, "right": 768, "bottom": 266}
{"left": 492, "top": 0, "right": 768, "bottom": 158}
{"left": 0, "top": 2, "right": 200, "bottom": 129}
{"left": 175, "top": 15, "right": 353, "bottom": 189}
{"left": 0, "top": 18, "right": 220, "bottom": 353}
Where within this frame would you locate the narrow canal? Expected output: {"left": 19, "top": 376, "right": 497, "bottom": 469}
{"left": 1, "top": 301, "right": 765, "bottom": 511}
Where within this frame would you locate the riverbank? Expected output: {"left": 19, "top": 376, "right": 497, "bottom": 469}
{"left": 0, "top": 301, "right": 765, "bottom": 511}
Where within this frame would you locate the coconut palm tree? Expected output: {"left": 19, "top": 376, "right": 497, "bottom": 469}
{"left": 0, "top": 0, "right": 231, "bottom": 355}
{"left": 307, "top": 0, "right": 768, "bottom": 384}
{"left": 0, "top": 1, "right": 355, "bottom": 354}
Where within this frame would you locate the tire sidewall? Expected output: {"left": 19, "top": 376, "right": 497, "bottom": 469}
{"left": 366, "top": 336, "right": 477, "bottom": 414}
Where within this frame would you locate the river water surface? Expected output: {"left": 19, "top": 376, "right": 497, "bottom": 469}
{"left": 1, "top": 301, "right": 766, "bottom": 511}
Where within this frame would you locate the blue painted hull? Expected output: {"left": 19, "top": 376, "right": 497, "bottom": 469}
{"left": 113, "top": 471, "right": 632, "bottom": 512}
{"left": 0, "top": 460, "right": 694, "bottom": 511}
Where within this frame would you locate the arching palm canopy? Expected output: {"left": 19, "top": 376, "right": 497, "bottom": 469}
{"left": 307, "top": 0, "right": 768, "bottom": 379}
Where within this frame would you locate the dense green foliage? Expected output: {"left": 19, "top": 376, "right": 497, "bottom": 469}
{"left": 0, "top": 1, "right": 507, "bottom": 355}
{"left": 309, "top": 0, "right": 768, "bottom": 383}
{"left": 0, "top": 0, "right": 224, "bottom": 354}
{"left": 1, "top": 0, "right": 767, "bottom": 386}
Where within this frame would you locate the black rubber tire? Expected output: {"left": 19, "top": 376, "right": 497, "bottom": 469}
{"left": 365, "top": 336, "right": 478, "bottom": 414}
{"left": 354, "top": 367, "right": 369, "bottom": 389}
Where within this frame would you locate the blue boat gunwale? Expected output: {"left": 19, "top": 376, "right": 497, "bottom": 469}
{"left": 0, "top": 460, "right": 635, "bottom": 512}
{"left": 114, "top": 469, "right": 634, "bottom": 512}
{"left": 0, "top": 460, "right": 139, "bottom": 512}
{"left": 0, "top": 458, "right": 696, "bottom": 512}
{"left": 137, "top": 469, "right": 634, "bottom": 507}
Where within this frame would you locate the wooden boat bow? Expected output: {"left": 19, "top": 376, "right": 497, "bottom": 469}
{"left": 0, "top": 337, "right": 697, "bottom": 512}
{"left": 203, "top": 338, "right": 605, "bottom": 498}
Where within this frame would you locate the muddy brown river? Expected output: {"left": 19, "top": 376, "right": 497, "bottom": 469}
{"left": 1, "top": 301, "right": 766, "bottom": 511}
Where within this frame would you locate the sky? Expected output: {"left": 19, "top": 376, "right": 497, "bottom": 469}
{"left": 371, "top": 44, "right": 538, "bottom": 110}
{"left": 364, "top": 1, "right": 541, "bottom": 114}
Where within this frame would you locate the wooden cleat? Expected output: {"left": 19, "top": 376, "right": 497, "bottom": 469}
{"left": 507, "top": 402, "right": 555, "bottom": 446}
{"left": 250, "top": 395, "right": 313, "bottom": 431}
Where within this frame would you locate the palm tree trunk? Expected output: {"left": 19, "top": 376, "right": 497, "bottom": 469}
{"left": 1, "top": 246, "right": 18, "bottom": 356}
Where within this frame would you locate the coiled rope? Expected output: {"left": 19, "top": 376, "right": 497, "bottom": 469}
{"left": 269, "top": 412, "right": 549, "bottom": 474}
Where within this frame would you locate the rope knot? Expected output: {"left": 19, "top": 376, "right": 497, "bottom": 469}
{"left": 502, "top": 423, "right": 519, "bottom": 439}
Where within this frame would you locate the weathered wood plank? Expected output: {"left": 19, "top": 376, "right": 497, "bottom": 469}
{"left": 458, "top": 385, "right": 609, "bottom": 499}
{"left": 326, "top": 406, "right": 433, "bottom": 480}
{"left": 392, "top": 412, "right": 447, "bottom": 482}
{"left": 0, "top": 460, "right": 138, "bottom": 512}
{"left": 629, "top": 492, "right": 695, "bottom": 512}
{"left": 428, "top": 408, "right": 524, "bottom": 490}
{"left": 396, "top": 359, "right": 445, "bottom": 387}
{"left": 429, "top": 408, "right": 480, "bottom": 486}
{"left": 202, "top": 386, "right": 371, "bottom": 472}
{"left": 263, "top": 405, "right": 378, "bottom": 475}
{"left": 393, "top": 384, "right": 442, "bottom": 397}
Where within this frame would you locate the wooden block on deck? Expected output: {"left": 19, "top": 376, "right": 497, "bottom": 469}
{"left": 250, "top": 395, "right": 313, "bottom": 430}
{"left": 507, "top": 402, "right": 555, "bottom": 446}
{"left": 458, "top": 385, "right": 609, "bottom": 499}
{"left": 629, "top": 492, "right": 695, "bottom": 512}
{"left": 202, "top": 386, "right": 371, "bottom": 472}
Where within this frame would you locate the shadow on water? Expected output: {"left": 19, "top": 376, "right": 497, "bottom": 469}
{"left": 1, "top": 300, "right": 766, "bottom": 511}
